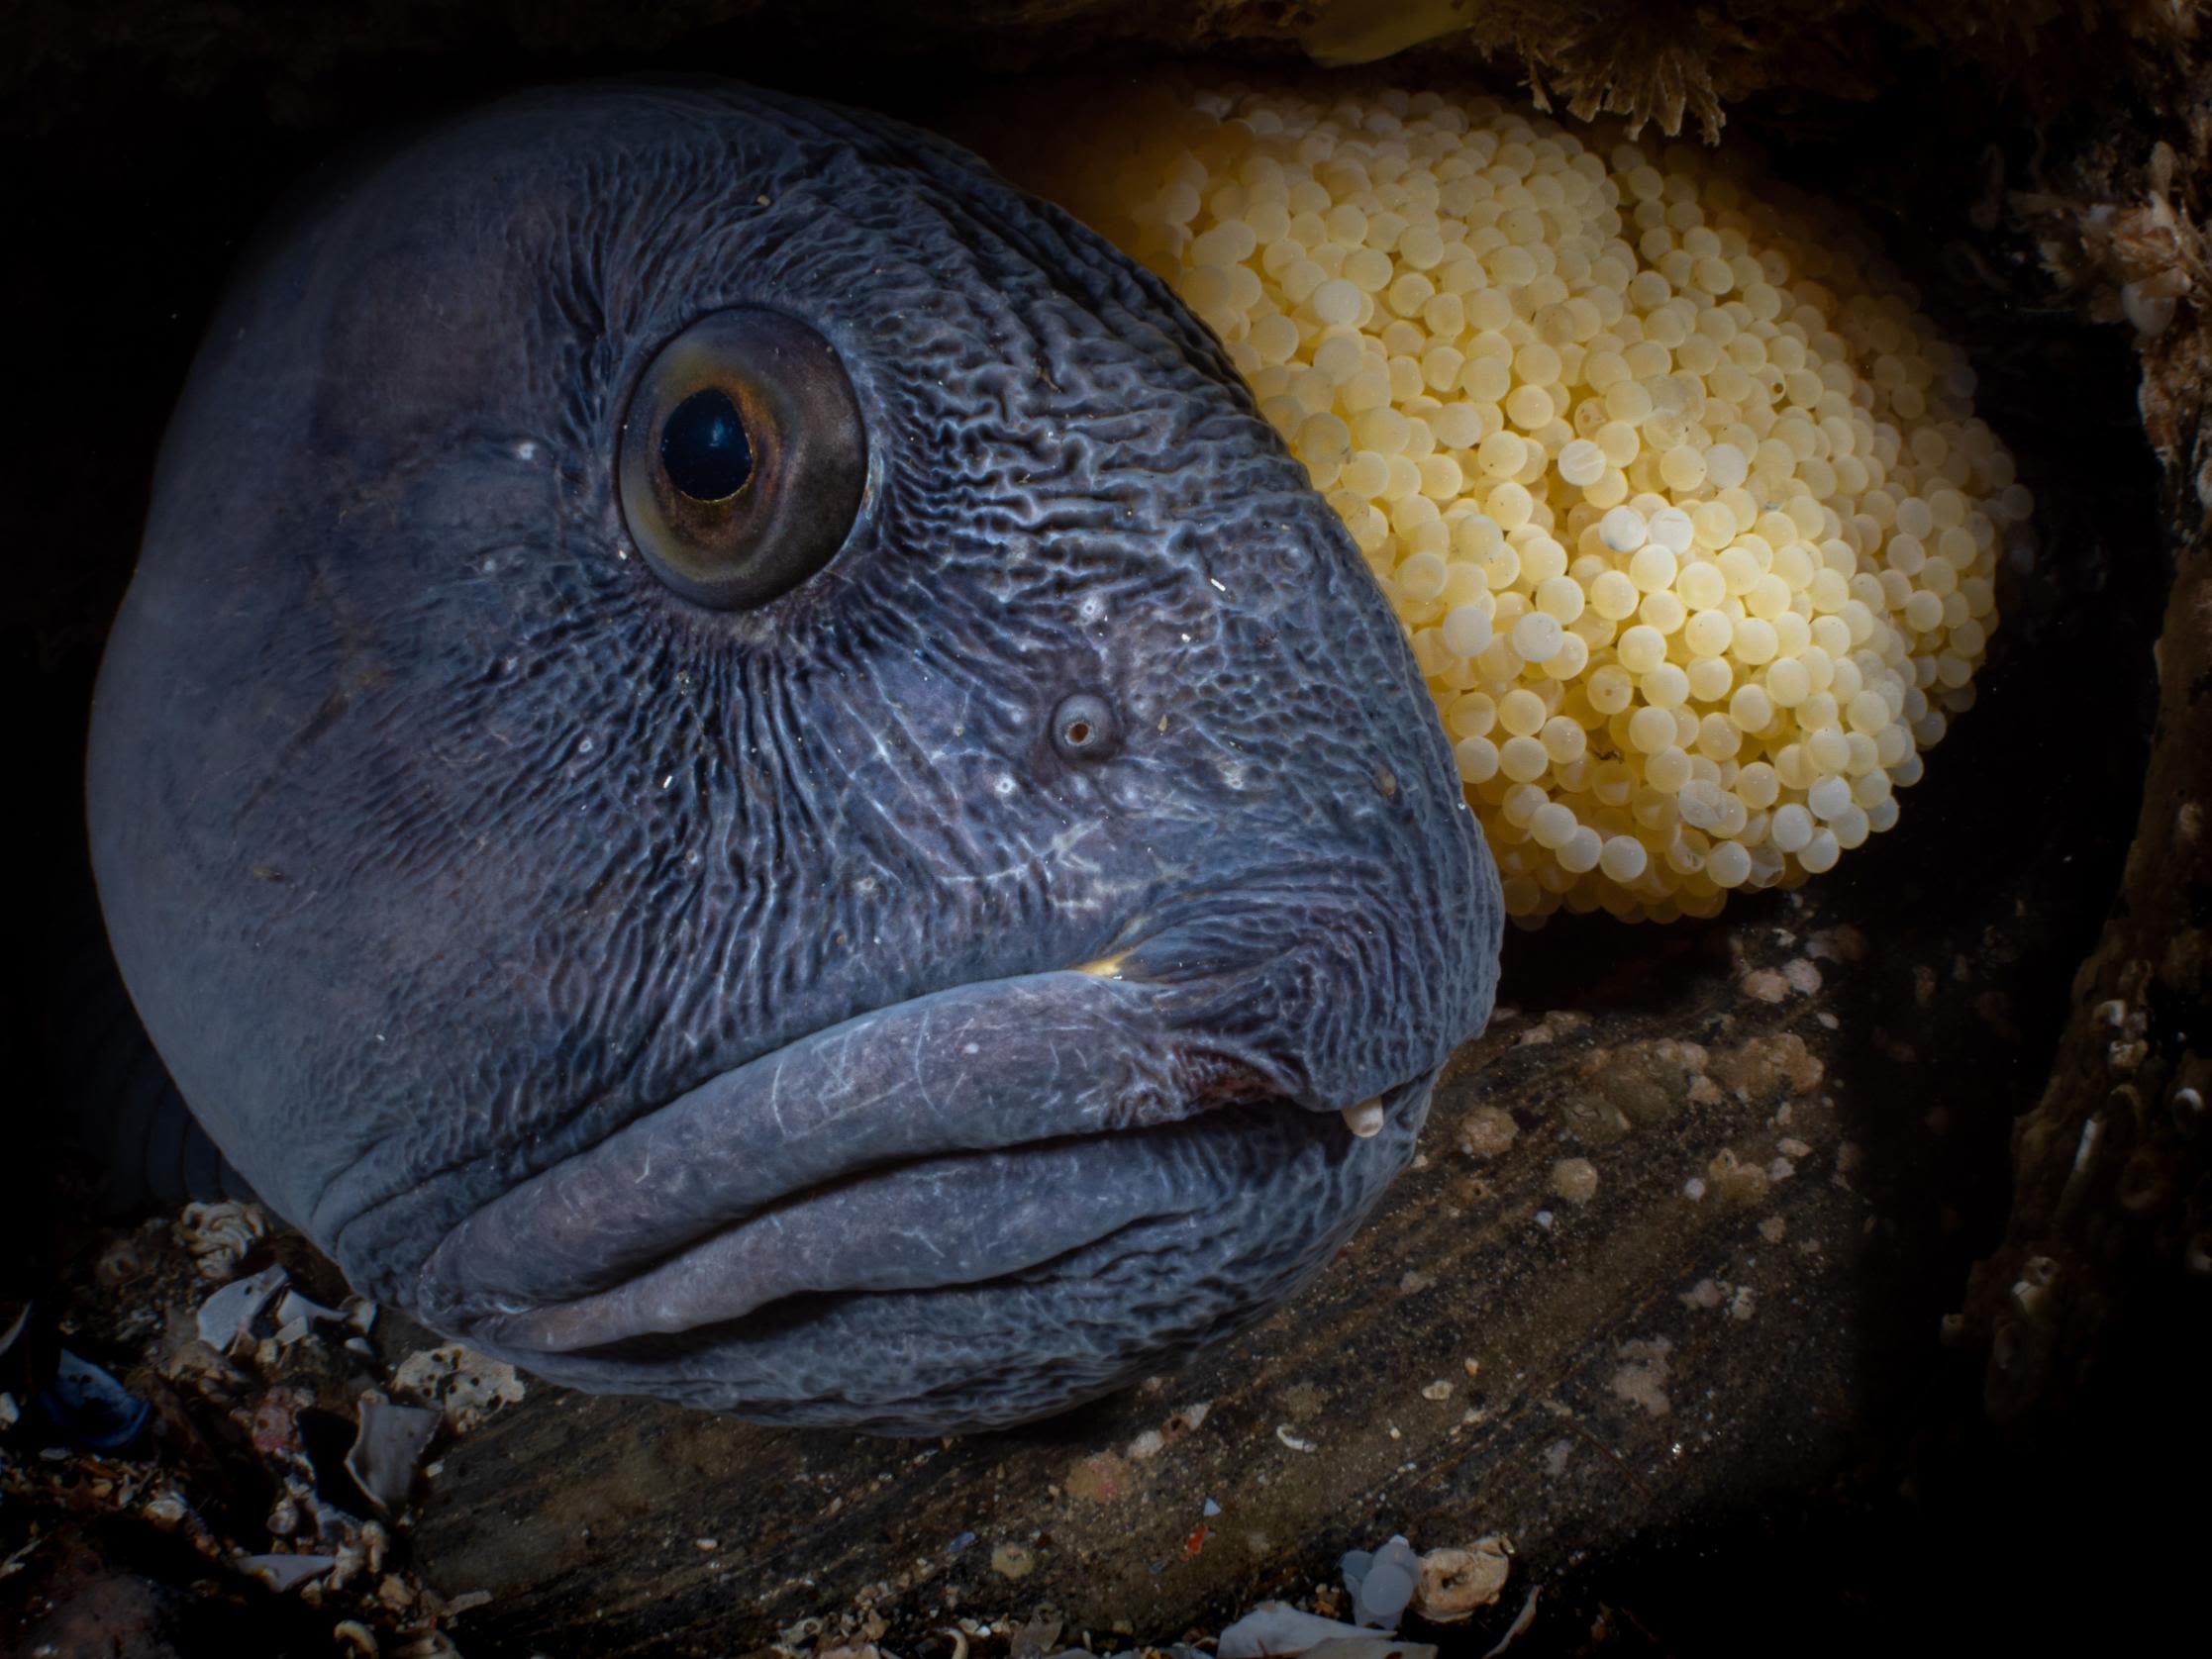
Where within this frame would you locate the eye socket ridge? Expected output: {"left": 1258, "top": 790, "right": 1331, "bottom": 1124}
{"left": 617, "top": 307, "right": 867, "bottom": 611}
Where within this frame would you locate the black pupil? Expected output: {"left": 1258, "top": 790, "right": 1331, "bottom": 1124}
{"left": 660, "top": 388, "right": 754, "bottom": 501}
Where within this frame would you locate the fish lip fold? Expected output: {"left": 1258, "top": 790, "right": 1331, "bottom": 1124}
{"left": 458, "top": 1067, "right": 1440, "bottom": 1357}
{"left": 406, "top": 964, "right": 1412, "bottom": 1334}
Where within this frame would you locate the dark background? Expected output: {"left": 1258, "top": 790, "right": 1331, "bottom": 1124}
{"left": 2, "top": 4, "right": 2194, "bottom": 1653}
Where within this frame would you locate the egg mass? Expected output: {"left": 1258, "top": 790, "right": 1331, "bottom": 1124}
{"left": 1022, "top": 78, "right": 2033, "bottom": 922}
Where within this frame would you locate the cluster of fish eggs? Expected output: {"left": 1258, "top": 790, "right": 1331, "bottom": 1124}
{"left": 1038, "top": 81, "right": 2032, "bottom": 921}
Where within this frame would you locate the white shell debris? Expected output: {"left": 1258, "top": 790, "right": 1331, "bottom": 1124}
{"left": 272, "top": 1288, "right": 349, "bottom": 1346}
{"left": 346, "top": 1400, "right": 443, "bottom": 1512}
{"left": 391, "top": 1345, "right": 525, "bottom": 1431}
{"left": 1415, "top": 1540, "right": 1512, "bottom": 1623}
{"left": 1481, "top": 1586, "right": 1542, "bottom": 1658}
{"left": 1220, "top": 1603, "right": 1427, "bottom": 1659}
{"left": 1342, "top": 1533, "right": 1421, "bottom": 1628}
{"left": 238, "top": 1552, "right": 337, "bottom": 1592}
{"left": 196, "top": 1265, "right": 288, "bottom": 1351}
{"left": 177, "top": 1202, "right": 267, "bottom": 1280}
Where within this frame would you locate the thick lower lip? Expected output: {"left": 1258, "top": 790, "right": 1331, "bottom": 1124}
{"left": 461, "top": 1092, "right": 1409, "bottom": 1355}
{"left": 412, "top": 967, "right": 1407, "bottom": 1346}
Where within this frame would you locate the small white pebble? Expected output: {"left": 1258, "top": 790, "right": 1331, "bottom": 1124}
{"left": 1742, "top": 968, "right": 1790, "bottom": 1003}
{"left": 1550, "top": 1157, "right": 1599, "bottom": 1205}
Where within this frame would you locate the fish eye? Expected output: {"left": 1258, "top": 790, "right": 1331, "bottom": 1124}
{"left": 617, "top": 309, "right": 867, "bottom": 609}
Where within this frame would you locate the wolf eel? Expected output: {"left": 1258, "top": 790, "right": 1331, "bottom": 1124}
{"left": 87, "top": 83, "right": 1501, "bottom": 1432}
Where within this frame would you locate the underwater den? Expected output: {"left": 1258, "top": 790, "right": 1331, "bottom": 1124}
{"left": 3, "top": 3, "right": 2205, "bottom": 1656}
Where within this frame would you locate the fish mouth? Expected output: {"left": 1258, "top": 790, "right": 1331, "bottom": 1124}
{"left": 413, "top": 967, "right": 1430, "bottom": 1358}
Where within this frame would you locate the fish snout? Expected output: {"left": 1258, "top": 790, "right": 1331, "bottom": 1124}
{"left": 1084, "top": 813, "right": 1502, "bottom": 1137}
{"left": 402, "top": 965, "right": 1415, "bottom": 1361}
{"left": 388, "top": 771, "right": 1497, "bottom": 1426}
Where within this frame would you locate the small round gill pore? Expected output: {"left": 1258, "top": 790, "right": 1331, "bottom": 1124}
{"left": 1018, "top": 79, "right": 2033, "bottom": 924}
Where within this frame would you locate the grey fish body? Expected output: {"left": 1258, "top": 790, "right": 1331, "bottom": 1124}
{"left": 88, "top": 82, "right": 1501, "bottom": 1431}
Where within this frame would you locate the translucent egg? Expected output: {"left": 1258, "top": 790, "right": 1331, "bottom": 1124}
{"left": 1558, "top": 439, "right": 1607, "bottom": 487}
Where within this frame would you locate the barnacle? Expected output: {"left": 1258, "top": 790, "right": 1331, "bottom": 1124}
{"left": 1017, "top": 79, "right": 2034, "bottom": 922}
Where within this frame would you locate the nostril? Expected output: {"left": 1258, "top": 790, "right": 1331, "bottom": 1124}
{"left": 1051, "top": 692, "right": 1119, "bottom": 763}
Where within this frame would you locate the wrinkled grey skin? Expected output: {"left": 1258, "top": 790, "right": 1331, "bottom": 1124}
{"left": 88, "top": 83, "right": 1502, "bottom": 1432}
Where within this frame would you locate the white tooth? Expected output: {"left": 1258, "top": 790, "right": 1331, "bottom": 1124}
{"left": 1343, "top": 1098, "right": 1386, "bottom": 1138}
